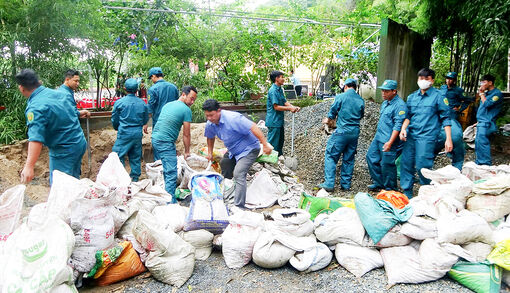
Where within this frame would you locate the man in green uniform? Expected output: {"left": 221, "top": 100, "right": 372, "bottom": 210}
{"left": 16, "top": 69, "right": 89, "bottom": 184}
{"left": 145, "top": 67, "right": 179, "bottom": 160}
{"left": 265, "top": 70, "right": 300, "bottom": 156}
{"left": 151, "top": 86, "right": 197, "bottom": 200}
{"left": 111, "top": 78, "right": 149, "bottom": 182}
{"left": 57, "top": 70, "right": 91, "bottom": 119}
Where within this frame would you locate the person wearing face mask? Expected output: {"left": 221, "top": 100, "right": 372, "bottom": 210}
{"left": 366, "top": 80, "right": 407, "bottom": 191}
{"left": 435, "top": 71, "right": 468, "bottom": 170}
{"left": 151, "top": 86, "right": 198, "bottom": 201}
{"left": 399, "top": 68, "right": 453, "bottom": 198}
{"left": 474, "top": 74, "right": 503, "bottom": 165}
{"left": 317, "top": 78, "right": 365, "bottom": 192}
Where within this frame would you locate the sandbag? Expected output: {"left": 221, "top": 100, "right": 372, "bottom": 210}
{"left": 152, "top": 204, "right": 189, "bottom": 233}
{"left": 70, "top": 197, "right": 116, "bottom": 273}
{"left": 437, "top": 210, "right": 493, "bottom": 245}
{"left": 252, "top": 231, "right": 296, "bottom": 269}
{"left": 178, "top": 154, "right": 211, "bottom": 189}
{"left": 313, "top": 207, "right": 365, "bottom": 246}
{"left": 376, "top": 190, "right": 409, "bottom": 209}
{"left": 0, "top": 216, "right": 76, "bottom": 292}
{"left": 472, "top": 174, "right": 510, "bottom": 195}
{"left": 448, "top": 261, "right": 502, "bottom": 293}
{"left": 381, "top": 239, "right": 459, "bottom": 286}
{"left": 132, "top": 210, "right": 195, "bottom": 288}
{"left": 467, "top": 190, "right": 510, "bottom": 223}
{"left": 87, "top": 241, "right": 131, "bottom": 278}
{"left": 371, "top": 225, "right": 413, "bottom": 248}
{"left": 0, "top": 185, "right": 25, "bottom": 244}
{"left": 487, "top": 239, "right": 510, "bottom": 270}
{"left": 298, "top": 193, "right": 353, "bottom": 220}
{"left": 335, "top": 243, "right": 383, "bottom": 277}
{"left": 95, "top": 242, "right": 146, "bottom": 286}
{"left": 290, "top": 242, "right": 333, "bottom": 273}
{"left": 222, "top": 210, "right": 264, "bottom": 269}
{"left": 354, "top": 192, "right": 413, "bottom": 244}
{"left": 184, "top": 172, "right": 229, "bottom": 234}
{"left": 462, "top": 161, "right": 498, "bottom": 181}
{"left": 421, "top": 165, "right": 462, "bottom": 184}
{"left": 463, "top": 124, "right": 476, "bottom": 149}
{"left": 245, "top": 169, "right": 280, "bottom": 209}
{"left": 271, "top": 208, "right": 314, "bottom": 237}
{"left": 47, "top": 171, "right": 88, "bottom": 223}
{"left": 400, "top": 215, "right": 437, "bottom": 240}
{"left": 181, "top": 230, "right": 214, "bottom": 260}
{"left": 462, "top": 242, "right": 493, "bottom": 263}
{"left": 146, "top": 160, "right": 164, "bottom": 188}
{"left": 96, "top": 152, "right": 131, "bottom": 194}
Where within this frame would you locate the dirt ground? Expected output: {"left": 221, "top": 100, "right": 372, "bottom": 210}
{"left": 0, "top": 123, "right": 224, "bottom": 210}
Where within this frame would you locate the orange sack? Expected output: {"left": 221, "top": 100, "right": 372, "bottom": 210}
{"left": 96, "top": 241, "right": 147, "bottom": 286}
{"left": 376, "top": 190, "right": 409, "bottom": 209}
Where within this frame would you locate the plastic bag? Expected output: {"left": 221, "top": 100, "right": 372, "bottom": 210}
{"left": 95, "top": 241, "right": 146, "bottom": 286}
{"left": 0, "top": 185, "right": 25, "bottom": 244}
{"left": 381, "top": 239, "right": 459, "bottom": 286}
{"left": 181, "top": 229, "right": 214, "bottom": 260}
{"left": 256, "top": 150, "right": 279, "bottom": 164}
{"left": 47, "top": 171, "right": 89, "bottom": 223}
{"left": 132, "top": 210, "right": 195, "bottom": 288}
{"left": 87, "top": 241, "right": 131, "bottom": 278}
{"left": 335, "top": 243, "right": 383, "bottom": 277}
{"left": 178, "top": 154, "right": 212, "bottom": 189}
{"left": 271, "top": 208, "right": 314, "bottom": 237}
{"left": 448, "top": 261, "right": 502, "bottom": 293}
{"left": 487, "top": 239, "right": 510, "bottom": 270}
{"left": 184, "top": 172, "right": 229, "bottom": 234}
{"left": 375, "top": 190, "right": 409, "bottom": 209}
{"left": 222, "top": 210, "right": 264, "bottom": 269}
{"left": 467, "top": 189, "right": 510, "bottom": 222}
{"left": 313, "top": 207, "right": 365, "bottom": 246}
{"left": 290, "top": 242, "right": 333, "bottom": 273}
{"left": 463, "top": 124, "right": 476, "bottom": 149}
{"left": 472, "top": 174, "right": 510, "bottom": 195}
{"left": 462, "top": 242, "right": 493, "bottom": 263}
{"left": 437, "top": 210, "right": 493, "bottom": 245}
{"left": 298, "top": 193, "right": 353, "bottom": 220}
{"left": 400, "top": 215, "right": 437, "bottom": 240}
{"left": 152, "top": 204, "right": 189, "bottom": 233}
{"left": 354, "top": 192, "right": 413, "bottom": 244}
{"left": 245, "top": 169, "right": 281, "bottom": 209}
{"left": 0, "top": 216, "right": 76, "bottom": 292}
{"left": 69, "top": 197, "right": 116, "bottom": 273}
{"left": 96, "top": 152, "right": 131, "bottom": 191}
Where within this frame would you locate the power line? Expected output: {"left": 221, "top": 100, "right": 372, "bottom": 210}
{"left": 103, "top": 5, "right": 381, "bottom": 28}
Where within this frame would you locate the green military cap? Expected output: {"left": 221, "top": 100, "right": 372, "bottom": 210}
{"left": 378, "top": 79, "right": 397, "bottom": 90}
{"left": 445, "top": 72, "right": 458, "bottom": 79}
{"left": 148, "top": 67, "right": 164, "bottom": 78}
{"left": 344, "top": 78, "right": 357, "bottom": 86}
{"left": 124, "top": 78, "right": 139, "bottom": 92}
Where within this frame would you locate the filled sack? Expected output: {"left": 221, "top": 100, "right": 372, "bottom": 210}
{"left": 437, "top": 210, "right": 493, "bottom": 245}
{"left": 0, "top": 185, "right": 25, "bottom": 245}
{"left": 184, "top": 172, "right": 229, "bottom": 234}
{"left": 181, "top": 229, "right": 214, "bottom": 260}
{"left": 222, "top": 210, "right": 264, "bottom": 269}
{"left": 290, "top": 242, "right": 333, "bottom": 273}
{"left": 314, "top": 207, "right": 365, "bottom": 246}
{"left": 448, "top": 261, "right": 502, "bottom": 293}
{"left": 335, "top": 243, "right": 383, "bottom": 277}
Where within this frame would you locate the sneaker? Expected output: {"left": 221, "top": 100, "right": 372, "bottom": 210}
{"left": 316, "top": 183, "right": 334, "bottom": 192}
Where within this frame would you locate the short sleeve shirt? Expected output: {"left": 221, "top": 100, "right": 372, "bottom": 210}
{"left": 265, "top": 84, "right": 287, "bottom": 127}
{"left": 151, "top": 100, "right": 192, "bottom": 143}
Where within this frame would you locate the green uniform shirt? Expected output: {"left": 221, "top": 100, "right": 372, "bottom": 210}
{"left": 265, "top": 83, "right": 287, "bottom": 127}
{"left": 151, "top": 100, "right": 192, "bottom": 143}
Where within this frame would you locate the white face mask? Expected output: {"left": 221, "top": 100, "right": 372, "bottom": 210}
{"left": 417, "top": 79, "right": 432, "bottom": 90}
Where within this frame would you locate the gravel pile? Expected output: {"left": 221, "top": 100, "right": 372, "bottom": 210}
{"left": 282, "top": 99, "right": 380, "bottom": 197}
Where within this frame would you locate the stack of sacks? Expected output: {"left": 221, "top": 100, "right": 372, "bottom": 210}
{"left": 252, "top": 209, "right": 322, "bottom": 270}
{"left": 466, "top": 174, "right": 510, "bottom": 222}
{"left": 462, "top": 161, "right": 510, "bottom": 181}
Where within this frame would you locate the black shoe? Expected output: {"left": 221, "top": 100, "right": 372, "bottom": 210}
{"left": 367, "top": 184, "right": 383, "bottom": 191}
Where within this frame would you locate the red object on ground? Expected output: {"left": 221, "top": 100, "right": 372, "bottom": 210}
{"left": 376, "top": 190, "right": 409, "bottom": 209}
{"left": 0, "top": 106, "right": 6, "bottom": 111}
